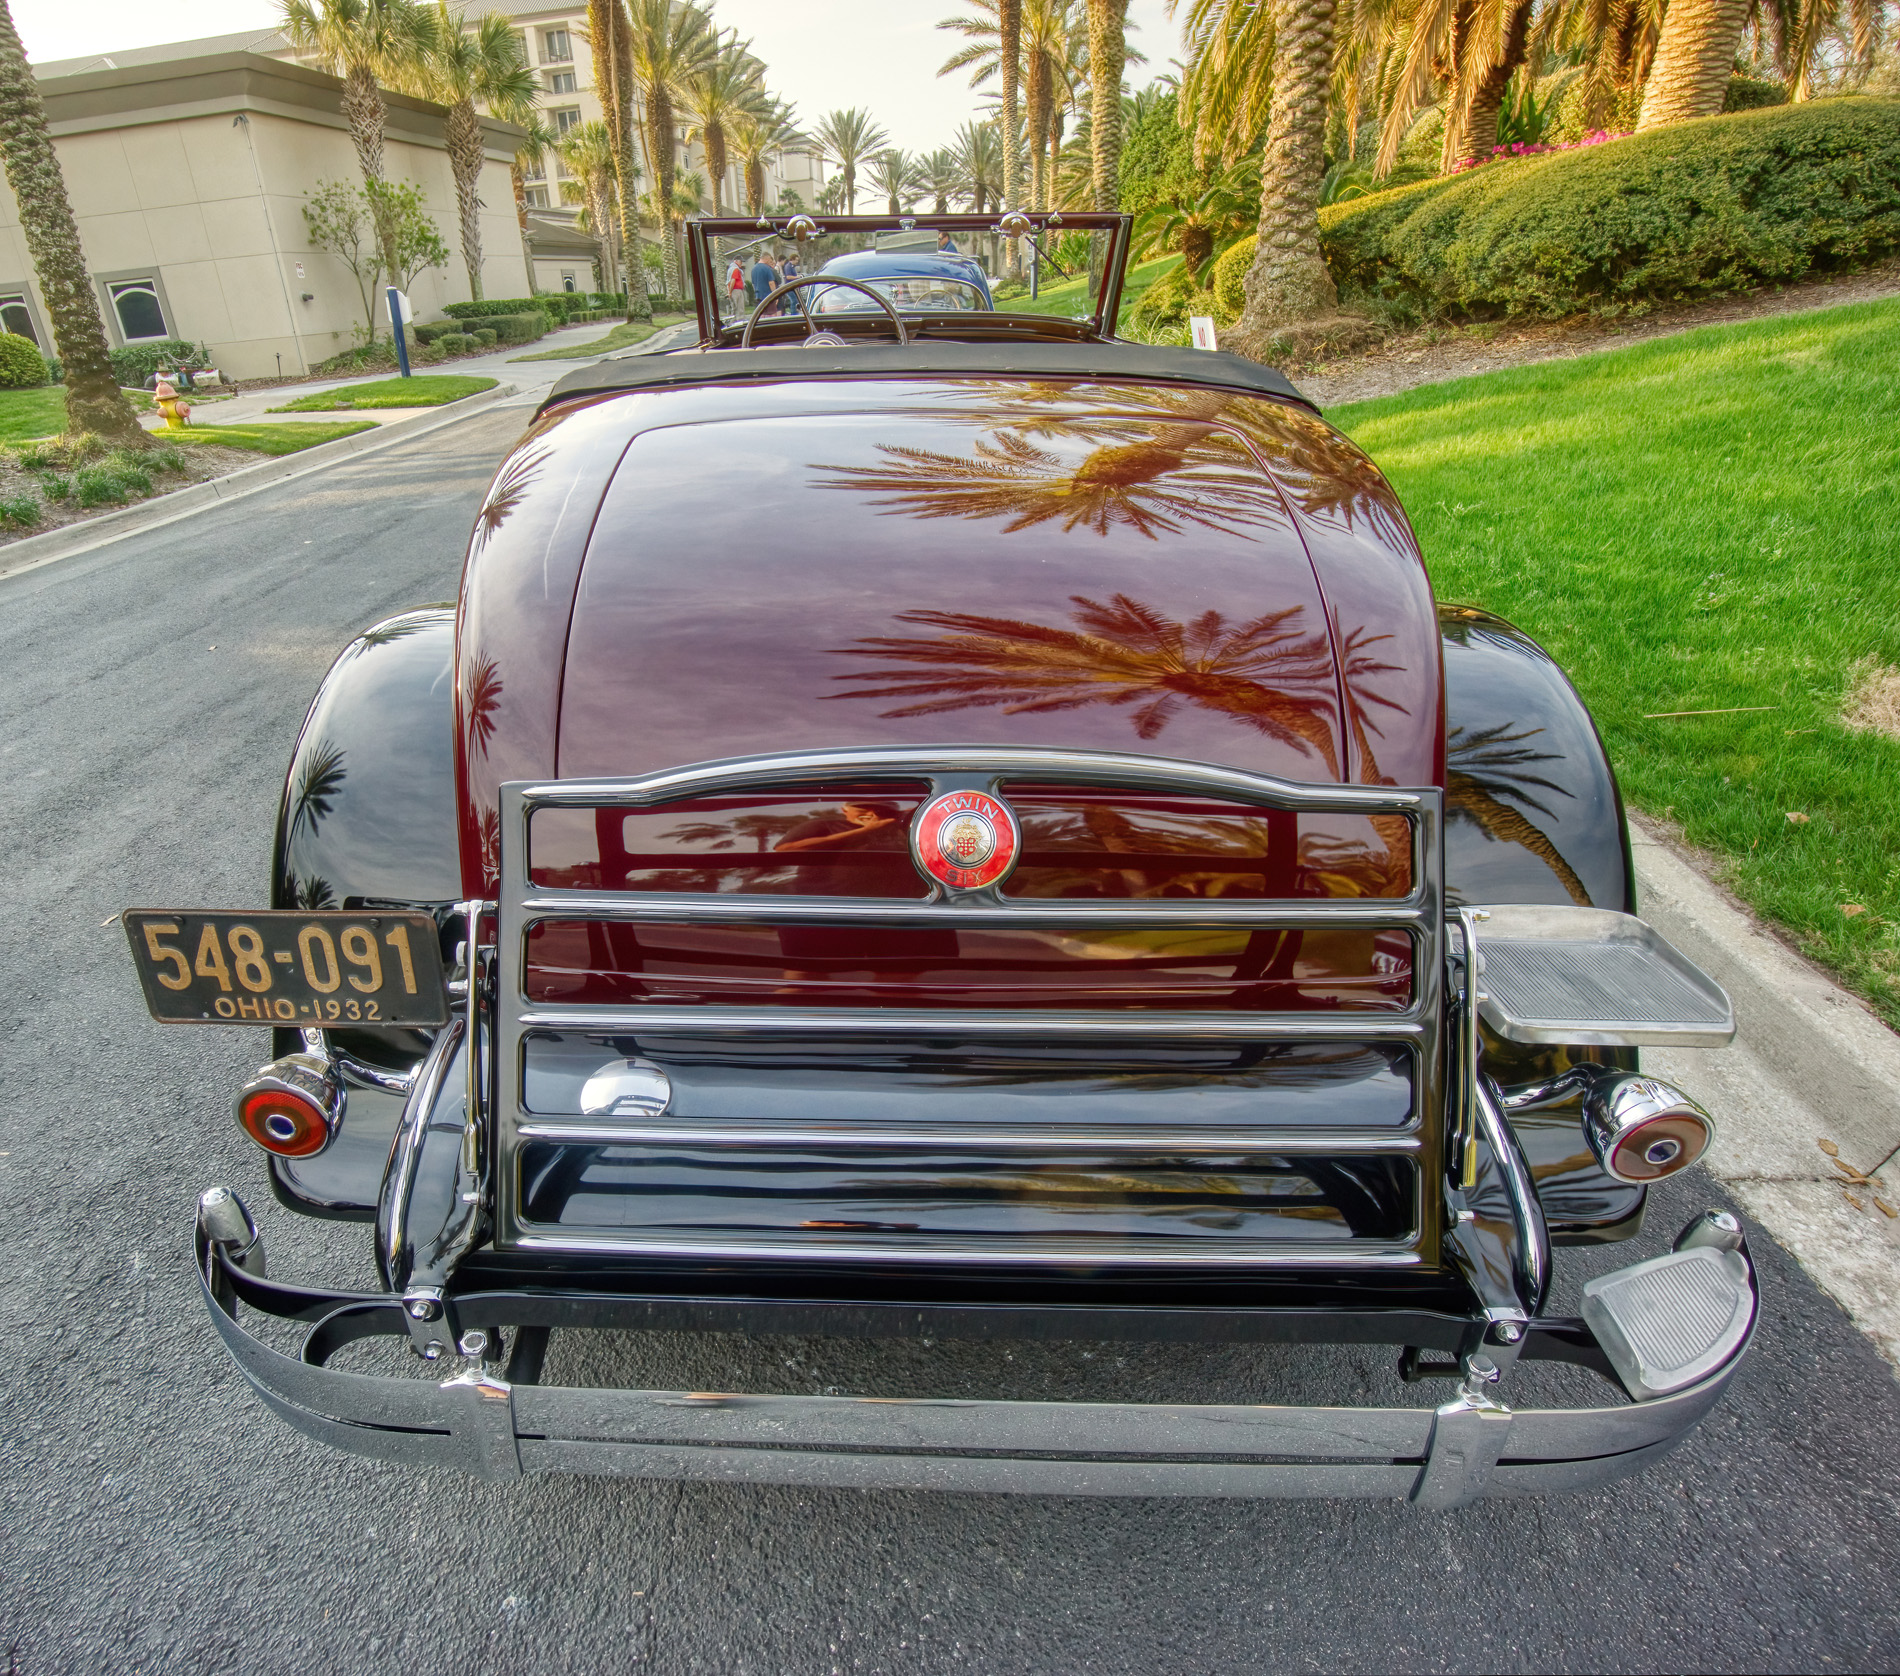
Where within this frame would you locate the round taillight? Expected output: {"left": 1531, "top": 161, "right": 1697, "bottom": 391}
{"left": 237, "top": 1087, "right": 329, "bottom": 1156}
{"left": 232, "top": 1053, "right": 339, "bottom": 1158}
{"left": 1584, "top": 1074, "right": 1713, "bottom": 1184}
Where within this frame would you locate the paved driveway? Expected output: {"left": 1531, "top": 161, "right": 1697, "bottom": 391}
{"left": 2, "top": 411, "right": 1897, "bottom": 1675}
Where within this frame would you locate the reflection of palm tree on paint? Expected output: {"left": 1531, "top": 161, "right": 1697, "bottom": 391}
{"left": 286, "top": 872, "right": 337, "bottom": 909}
{"left": 1447, "top": 722, "right": 1590, "bottom": 905}
{"left": 289, "top": 740, "right": 346, "bottom": 840}
{"left": 829, "top": 593, "right": 1344, "bottom": 773}
{"left": 464, "top": 653, "right": 503, "bottom": 761}
{"left": 473, "top": 444, "right": 549, "bottom": 550}
{"left": 813, "top": 386, "right": 1292, "bottom": 541}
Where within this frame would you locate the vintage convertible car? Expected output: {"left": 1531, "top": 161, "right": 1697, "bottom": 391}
{"left": 129, "top": 213, "right": 1754, "bottom": 1502}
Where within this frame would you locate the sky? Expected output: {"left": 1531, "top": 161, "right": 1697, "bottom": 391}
{"left": 14, "top": 0, "right": 1183, "bottom": 156}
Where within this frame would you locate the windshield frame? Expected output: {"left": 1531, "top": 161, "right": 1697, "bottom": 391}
{"left": 685, "top": 213, "right": 1134, "bottom": 348}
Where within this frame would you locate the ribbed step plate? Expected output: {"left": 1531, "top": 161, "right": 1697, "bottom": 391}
{"left": 1580, "top": 1245, "right": 1756, "bottom": 1400}
{"left": 1468, "top": 905, "right": 1734, "bottom": 1047}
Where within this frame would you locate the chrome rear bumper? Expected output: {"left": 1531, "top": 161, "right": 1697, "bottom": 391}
{"left": 197, "top": 1209, "right": 1757, "bottom": 1505}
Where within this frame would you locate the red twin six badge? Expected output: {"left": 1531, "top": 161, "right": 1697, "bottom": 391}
{"left": 910, "top": 790, "right": 1020, "bottom": 892}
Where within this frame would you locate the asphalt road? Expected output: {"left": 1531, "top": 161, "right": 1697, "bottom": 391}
{"left": 4, "top": 411, "right": 1899, "bottom": 1676}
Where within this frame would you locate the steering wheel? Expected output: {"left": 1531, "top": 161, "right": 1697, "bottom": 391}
{"left": 740, "top": 275, "right": 909, "bottom": 348}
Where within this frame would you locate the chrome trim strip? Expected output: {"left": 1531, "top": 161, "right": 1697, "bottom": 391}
{"left": 515, "top": 1005, "right": 1431, "bottom": 1039}
{"left": 513, "top": 1120, "right": 1425, "bottom": 1151}
{"left": 506, "top": 1230, "right": 1427, "bottom": 1266}
{"left": 518, "top": 891, "right": 1433, "bottom": 930}
{"left": 516, "top": 746, "right": 1431, "bottom": 813}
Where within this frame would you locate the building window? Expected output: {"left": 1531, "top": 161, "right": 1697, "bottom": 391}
{"left": 553, "top": 157, "right": 571, "bottom": 179}
{"left": 549, "top": 69, "right": 577, "bottom": 94}
{"left": 552, "top": 106, "right": 582, "bottom": 135}
{"left": 509, "top": 29, "right": 528, "bottom": 64}
{"left": 561, "top": 271, "right": 577, "bottom": 292}
{"left": 542, "top": 28, "right": 570, "bottom": 62}
{"left": 0, "top": 291, "right": 39, "bottom": 346}
{"left": 107, "top": 277, "right": 168, "bottom": 342}
{"left": 525, "top": 186, "right": 549, "bottom": 209}
{"left": 523, "top": 160, "right": 545, "bottom": 182}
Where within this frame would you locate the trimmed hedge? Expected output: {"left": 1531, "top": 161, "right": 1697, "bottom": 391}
{"left": 0, "top": 330, "right": 48, "bottom": 388}
{"left": 109, "top": 337, "right": 212, "bottom": 387}
{"left": 441, "top": 297, "right": 545, "bottom": 320}
{"left": 1322, "top": 97, "right": 1900, "bottom": 318}
{"left": 444, "top": 311, "right": 546, "bottom": 344}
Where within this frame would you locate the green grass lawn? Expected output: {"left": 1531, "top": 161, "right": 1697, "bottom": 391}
{"left": 0, "top": 386, "right": 155, "bottom": 442}
{"left": 1332, "top": 296, "right": 1900, "bottom": 1025}
{"left": 170, "top": 421, "right": 378, "bottom": 455}
{"left": 268, "top": 375, "right": 497, "bottom": 412}
{"left": 509, "top": 313, "right": 692, "bottom": 361}
{"left": 1004, "top": 253, "right": 1179, "bottom": 321}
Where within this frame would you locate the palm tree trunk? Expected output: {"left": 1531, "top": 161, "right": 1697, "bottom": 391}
{"left": 592, "top": 0, "right": 649, "bottom": 319}
{"left": 1638, "top": 0, "right": 1749, "bottom": 128}
{"left": 1453, "top": 0, "right": 1534, "bottom": 169}
{"left": 1086, "top": 0, "right": 1128, "bottom": 211}
{"left": 999, "top": 0, "right": 1024, "bottom": 243}
{"left": 445, "top": 98, "right": 487, "bottom": 302}
{"left": 1027, "top": 51, "right": 1050, "bottom": 210}
{"left": 746, "top": 157, "right": 765, "bottom": 215}
{"left": 644, "top": 89, "right": 683, "bottom": 302}
{"left": 706, "top": 123, "right": 728, "bottom": 216}
{"left": 342, "top": 62, "right": 400, "bottom": 299}
{"left": 510, "top": 161, "right": 537, "bottom": 293}
{"left": 1233, "top": 0, "right": 1339, "bottom": 338}
{"left": 0, "top": 1, "right": 143, "bottom": 446}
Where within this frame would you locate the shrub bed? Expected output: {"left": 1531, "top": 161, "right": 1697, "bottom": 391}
{"left": 108, "top": 338, "right": 213, "bottom": 387}
{"left": 0, "top": 331, "right": 49, "bottom": 388}
{"left": 1322, "top": 98, "right": 1900, "bottom": 318}
{"left": 441, "top": 310, "right": 545, "bottom": 344}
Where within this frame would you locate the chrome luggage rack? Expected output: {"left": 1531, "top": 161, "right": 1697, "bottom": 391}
{"left": 493, "top": 746, "right": 1446, "bottom": 1263}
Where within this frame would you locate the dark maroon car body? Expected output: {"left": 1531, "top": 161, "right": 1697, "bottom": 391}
{"left": 152, "top": 214, "right": 1751, "bottom": 1501}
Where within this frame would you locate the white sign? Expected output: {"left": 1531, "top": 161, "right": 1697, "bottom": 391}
{"left": 1190, "top": 316, "right": 1219, "bottom": 352}
{"left": 294, "top": 260, "right": 305, "bottom": 280}
{"left": 386, "top": 288, "right": 412, "bottom": 329}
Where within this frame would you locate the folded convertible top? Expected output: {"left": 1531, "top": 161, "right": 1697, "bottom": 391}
{"left": 541, "top": 337, "right": 1314, "bottom": 414}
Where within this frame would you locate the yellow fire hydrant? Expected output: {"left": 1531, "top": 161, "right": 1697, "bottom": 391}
{"left": 152, "top": 376, "right": 192, "bottom": 430}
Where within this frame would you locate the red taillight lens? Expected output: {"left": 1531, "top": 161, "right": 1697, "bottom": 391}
{"left": 1584, "top": 1075, "right": 1714, "bottom": 1184}
{"left": 237, "top": 1087, "right": 330, "bottom": 1156}
{"left": 233, "top": 1057, "right": 339, "bottom": 1158}
{"left": 1608, "top": 1113, "right": 1710, "bottom": 1182}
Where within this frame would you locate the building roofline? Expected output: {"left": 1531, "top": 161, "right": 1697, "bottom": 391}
{"left": 34, "top": 50, "right": 524, "bottom": 156}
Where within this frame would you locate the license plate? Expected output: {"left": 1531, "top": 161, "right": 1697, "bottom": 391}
{"left": 124, "top": 910, "right": 450, "bottom": 1027}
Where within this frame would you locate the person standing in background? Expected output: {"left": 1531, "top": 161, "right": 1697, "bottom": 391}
{"left": 749, "top": 250, "right": 781, "bottom": 314}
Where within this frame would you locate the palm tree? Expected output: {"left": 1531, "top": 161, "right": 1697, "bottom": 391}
{"left": 917, "top": 148, "right": 964, "bottom": 213}
{"left": 1228, "top": 0, "right": 1340, "bottom": 346}
{"left": 587, "top": 0, "right": 652, "bottom": 320}
{"left": 560, "top": 119, "right": 621, "bottom": 291}
{"left": 280, "top": 0, "right": 432, "bottom": 282}
{"left": 1134, "top": 159, "right": 1257, "bottom": 279}
{"left": 868, "top": 148, "right": 922, "bottom": 214}
{"left": 955, "top": 118, "right": 1004, "bottom": 210}
{"left": 813, "top": 106, "right": 889, "bottom": 213}
{"left": 509, "top": 111, "right": 558, "bottom": 278}
{"left": 408, "top": 5, "right": 536, "bottom": 302}
{"left": 624, "top": 0, "right": 717, "bottom": 300}
{"left": 1371, "top": 0, "right": 1540, "bottom": 174}
{"left": 1174, "top": 0, "right": 1276, "bottom": 165}
{"left": 683, "top": 33, "right": 766, "bottom": 215}
{"left": 939, "top": 0, "right": 1027, "bottom": 224}
{"left": 1084, "top": 0, "right": 1129, "bottom": 210}
{"left": 0, "top": 1, "right": 145, "bottom": 445}
{"left": 731, "top": 100, "right": 801, "bottom": 215}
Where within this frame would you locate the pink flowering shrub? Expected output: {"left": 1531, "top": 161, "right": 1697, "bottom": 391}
{"left": 1453, "top": 131, "right": 1629, "bottom": 173}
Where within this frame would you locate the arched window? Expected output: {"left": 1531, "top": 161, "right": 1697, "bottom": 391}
{"left": 108, "top": 278, "right": 168, "bottom": 342}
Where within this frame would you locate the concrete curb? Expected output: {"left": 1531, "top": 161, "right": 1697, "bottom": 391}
{"left": 0, "top": 383, "right": 519, "bottom": 585}
{"left": 1631, "top": 814, "right": 1900, "bottom": 1369}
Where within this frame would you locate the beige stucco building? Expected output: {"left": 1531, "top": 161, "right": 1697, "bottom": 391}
{"left": 482, "top": 5, "right": 825, "bottom": 225}
{"left": 2, "top": 35, "right": 527, "bottom": 381}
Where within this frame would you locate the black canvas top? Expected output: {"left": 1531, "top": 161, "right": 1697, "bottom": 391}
{"left": 542, "top": 338, "right": 1313, "bottom": 413}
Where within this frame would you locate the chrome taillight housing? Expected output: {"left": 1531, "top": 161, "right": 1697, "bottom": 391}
{"left": 234, "top": 1053, "right": 341, "bottom": 1157}
{"left": 1583, "top": 1074, "right": 1714, "bottom": 1183}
